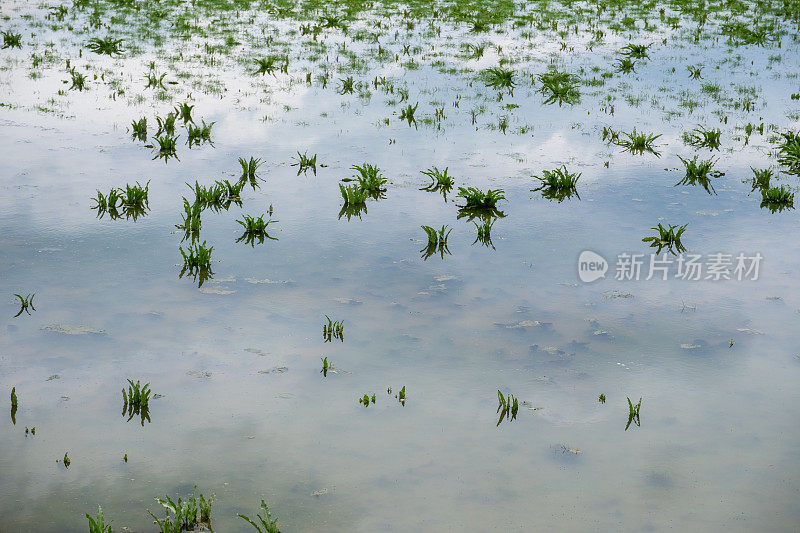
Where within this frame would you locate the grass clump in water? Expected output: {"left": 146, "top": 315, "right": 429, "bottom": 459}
{"left": 472, "top": 219, "right": 495, "bottom": 249}
{"left": 323, "top": 316, "right": 344, "bottom": 342}
{"left": 626, "top": 397, "right": 642, "bottom": 430}
{"left": 760, "top": 185, "right": 795, "bottom": 213}
{"left": 776, "top": 131, "right": 800, "bottom": 174}
{"left": 239, "top": 157, "right": 264, "bottom": 189}
{"left": 13, "top": 293, "right": 35, "bottom": 317}
{"left": 1, "top": 31, "right": 22, "bottom": 49}
{"left": 236, "top": 214, "right": 278, "bottom": 246}
{"left": 496, "top": 390, "right": 519, "bottom": 426}
{"left": 86, "top": 505, "right": 112, "bottom": 533}
{"left": 351, "top": 163, "right": 387, "bottom": 195}
{"left": 642, "top": 223, "right": 687, "bottom": 254}
{"left": 179, "top": 241, "right": 214, "bottom": 286}
{"left": 86, "top": 36, "right": 124, "bottom": 56}
{"left": 675, "top": 156, "right": 724, "bottom": 194}
{"left": 153, "top": 134, "right": 179, "bottom": 162}
{"left": 399, "top": 102, "right": 419, "bottom": 126}
{"left": 420, "top": 166, "right": 454, "bottom": 199}
{"left": 122, "top": 379, "right": 151, "bottom": 426}
{"left": 420, "top": 225, "right": 452, "bottom": 260}
{"left": 291, "top": 151, "right": 317, "bottom": 175}
{"left": 239, "top": 499, "right": 280, "bottom": 532}
{"left": 537, "top": 70, "right": 580, "bottom": 105}
{"left": 150, "top": 486, "right": 213, "bottom": 533}
{"left": 532, "top": 166, "right": 581, "bottom": 202}
{"left": 131, "top": 117, "right": 147, "bottom": 141}
{"left": 186, "top": 121, "right": 214, "bottom": 147}
{"left": 484, "top": 67, "right": 515, "bottom": 93}
{"left": 616, "top": 128, "right": 661, "bottom": 156}
{"left": 683, "top": 125, "right": 721, "bottom": 150}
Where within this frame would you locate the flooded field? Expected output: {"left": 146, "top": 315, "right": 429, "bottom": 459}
{"left": 1, "top": 0, "right": 800, "bottom": 530}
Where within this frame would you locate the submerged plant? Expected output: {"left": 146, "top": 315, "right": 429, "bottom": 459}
{"left": 420, "top": 225, "right": 452, "bottom": 260}
{"left": 616, "top": 128, "right": 661, "bottom": 156}
{"left": 131, "top": 117, "right": 147, "bottom": 141}
{"left": 155, "top": 113, "right": 177, "bottom": 136}
{"left": 151, "top": 486, "right": 213, "bottom": 533}
{"left": 399, "top": 102, "right": 419, "bottom": 126}
{"left": 69, "top": 68, "right": 88, "bottom": 91}
{"left": 86, "top": 36, "right": 124, "bottom": 56}
{"left": 625, "top": 397, "right": 642, "bottom": 430}
{"left": 122, "top": 379, "right": 151, "bottom": 426}
{"left": 1, "top": 30, "right": 23, "bottom": 49}
{"left": 683, "top": 126, "right": 721, "bottom": 150}
{"left": 472, "top": 219, "right": 495, "bottom": 249}
{"left": 239, "top": 499, "right": 280, "bottom": 533}
{"left": 236, "top": 215, "right": 278, "bottom": 246}
{"left": 675, "top": 155, "right": 724, "bottom": 194}
{"left": 93, "top": 183, "right": 149, "bottom": 220}
{"left": 749, "top": 167, "right": 773, "bottom": 191}
{"left": 496, "top": 390, "right": 519, "bottom": 426}
{"left": 179, "top": 241, "right": 214, "bottom": 287}
{"left": 538, "top": 70, "right": 580, "bottom": 105}
{"left": 153, "top": 134, "right": 179, "bottom": 162}
{"left": 760, "top": 185, "right": 795, "bottom": 213}
{"left": 457, "top": 187, "right": 505, "bottom": 209}
{"left": 239, "top": 157, "right": 264, "bottom": 188}
{"left": 10, "top": 387, "right": 17, "bottom": 424}
{"left": 620, "top": 43, "right": 651, "bottom": 59}
{"left": 338, "top": 184, "right": 368, "bottom": 220}
{"left": 86, "top": 506, "right": 112, "bottom": 533}
{"left": 321, "top": 356, "right": 333, "bottom": 377}
{"left": 291, "top": 151, "right": 317, "bottom": 175}
{"left": 186, "top": 121, "right": 214, "bottom": 147}
{"left": 614, "top": 57, "right": 637, "bottom": 74}
{"left": 174, "top": 102, "right": 194, "bottom": 124}
{"left": 176, "top": 198, "right": 202, "bottom": 242}
{"left": 351, "top": 163, "right": 387, "bottom": 195}
{"left": 323, "top": 316, "right": 344, "bottom": 342}
{"left": 598, "top": 394, "right": 606, "bottom": 404}
{"left": 420, "top": 167, "right": 453, "bottom": 199}
{"left": 484, "top": 67, "right": 515, "bottom": 93}
{"left": 358, "top": 393, "right": 376, "bottom": 406}
{"left": 13, "top": 293, "right": 35, "bottom": 317}
{"left": 532, "top": 166, "right": 581, "bottom": 202}
{"left": 397, "top": 385, "right": 406, "bottom": 406}
{"left": 776, "top": 131, "right": 800, "bottom": 174}
{"left": 63, "top": 452, "right": 71, "bottom": 468}
{"left": 642, "top": 223, "right": 687, "bottom": 254}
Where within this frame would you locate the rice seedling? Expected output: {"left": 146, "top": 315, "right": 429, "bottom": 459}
{"left": 153, "top": 134, "right": 179, "bottom": 162}
{"left": 614, "top": 57, "right": 637, "bottom": 74}
{"left": 236, "top": 214, "right": 279, "bottom": 246}
{"left": 420, "top": 166, "right": 453, "bottom": 199}
{"left": 358, "top": 393, "right": 377, "bottom": 406}
{"left": 151, "top": 486, "right": 213, "bottom": 533}
{"left": 484, "top": 67, "right": 515, "bottom": 93}
{"left": 675, "top": 155, "right": 724, "bottom": 194}
{"left": 338, "top": 184, "right": 368, "bottom": 220}
{"left": 186, "top": 120, "right": 215, "bottom": 147}
{"left": 642, "top": 223, "right": 688, "bottom": 254}
{"left": 131, "top": 117, "right": 147, "bottom": 141}
{"left": 254, "top": 56, "right": 280, "bottom": 76}
{"left": 351, "top": 163, "right": 387, "bottom": 194}
{"left": 687, "top": 65, "right": 703, "bottom": 79}
{"left": 86, "top": 36, "right": 124, "bottom": 56}
{"left": 321, "top": 356, "right": 332, "bottom": 377}
{"left": 532, "top": 166, "right": 581, "bottom": 202}
{"left": 472, "top": 219, "right": 495, "bottom": 249}
{"left": 86, "top": 506, "right": 112, "bottom": 533}
{"left": 145, "top": 70, "right": 167, "bottom": 90}
{"left": 156, "top": 112, "right": 177, "bottom": 136}
{"left": 63, "top": 452, "right": 71, "bottom": 468}
{"left": 749, "top": 167, "right": 773, "bottom": 191}
{"left": 776, "top": 131, "right": 800, "bottom": 174}
{"left": 420, "top": 225, "right": 452, "bottom": 260}
{"left": 683, "top": 126, "right": 721, "bottom": 150}
{"left": 338, "top": 76, "right": 355, "bottom": 94}
{"left": 399, "top": 102, "right": 419, "bottom": 126}
{"left": 174, "top": 102, "right": 194, "bottom": 124}
{"left": 176, "top": 198, "right": 202, "bottom": 242}
{"left": 10, "top": 387, "right": 17, "bottom": 425}
{"left": 537, "top": 70, "right": 580, "bottom": 106}
{"left": 122, "top": 379, "right": 151, "bottom": 426}
{"left": 621, "top": 43, "right": 651, "bottom": 59}
{"left": 598, "top": 394, "right": 606, "bottom": 404}
{"left": 397, "top": 385, "right": 406, "bottom": 406}
{"left": 239, "top": 157, "right": 264, "bottom": 188}
{"left": 1, "top": 31, "right": 22, "bottom": 49}
{"left": 615, "top": 128, "right": 662, "bottom": 156}
{"left": 119, "top": 181, "right": 149, "bottom": 209}
{"left": 323, "top": 315, "right": 344, "bottom": 342}
{"left": 457, "top": 187, "right": 505, "bottom": 209}
{"left": 13, "top": 293, "right": 35, "bottom": 317}
{"left": 463, "top": 42, "right": 486, "bottom": 59}
{"left": 69, "top": 68, "right": 87, "bottom": 91}
{"left": 291, "top": 151, "right": 317, "bottom": 175}
{"left": 760, "top": 185, "right": 795, "bottom": 213}
{"left": 496, "top": 390, "right": 519, "bottom": 426}
{"left": 239, "top": 499, "right": 280, "bottom": 533}
{"left": 179, "top": 241, "right": 214, "bottom": 287}
{"left": 625, "top": 397, "right": 641, "bottom": 430}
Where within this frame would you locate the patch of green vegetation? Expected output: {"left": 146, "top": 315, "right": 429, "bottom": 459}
{"left": 538, "top": 69, "right": 580, "bottom": 105}
{"left": 323, "top": 316, "right": 344, "bottom": 342}
{"left": 683, "top": 125, "right": 721, "bottom": 150}
{"left": 616, "top": 128, "right": 661, "bottom": 156}
{"left": 13, "top": 293, "right": 35, "bottom": 317}
{"left": 420, "top": 224, "right": 452, "bottom": 260}
{"left": 626, "top": 397, "right": 641, "bottom": 430}
{"left": 1, "top": 31, "right": 22, "bottom": 49}
{"left": 291, "top": 151, "right": 317, "bottom": 175}
{"left": 420, "top": 166, "right": 454, "bottom": 199}
{"left": 122, "top": 379, "right": 151, "bottom": 426}
{"left": 150, "top": 486, "right": 213, "bottom": 533}
{"left": 86, "top": 36, "right": 124, "bottom": 56}
{"left": 777, "top": 131, "right": 800, "bottom": 174}
{"left": 532, "top": 166, "right": 581, "bottom": 202}
{"left": 642, "top": 223, "right": 687, "bottom": 254}
{"left": 676, "top": 156, "right": 724, "bottom": 194}
{"left": 239, "top": 499, "right": 280, "bottom": 532}
{"left": 179, "top": 241, "right": 214, "bottom": 287}
{"left": 236, "top": 215, "right": 278, "bottom": 246}
{"left": 86, "top": 506, "right": 112, "bottom": 533}
{"left": 496, "top": 390, "right": 519, "bottom": 426}
{"left": 239, "top": 157, "right": 264, "bottom": 188}
{"left": 760, "top": 185, "right": 794, "bottom": 213}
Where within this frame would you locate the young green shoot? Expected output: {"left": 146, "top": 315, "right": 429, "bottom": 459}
{"left": 626, "top": 397, "right": 642, "bottom": 430}
{"left": 122, "top": 379, "right": 151, "bottom": 426}
{"left": 239, "top": 499, "right": 280, "bottom": 533}
{"left": 236, "top": 214, "right": 279, "bottom": 246}
{"left": 420, "top": 167, "right": 453, "bottom": 199}
{"left": 13, "top": 293, "right": 35, "bottom": 317}
{"left": 323, "top": 316, "right": 344, "bottom": 342}
{"left": 676, "top": 156, "right": 724, "bottom": 194}
{"left": 532, "top": 166, "right": 581, "bottom": 202}
{"left": 291, "top": 151, "right": 317, "bottom": 175}
{"left": 497, "top": 390, "right": 519, "bottom": 426}
{"left": 760, "top": 185, "right": 795, "bottom": 213}
{"left": 86, "top": 506, "right": 112, "bottom": 533}
{"left": 642, "top": 223, "right": 688, "bottom": 254}
{"left": 179, "top": 241, "right": 214, "bottom": 287}
{"left": 420, "top": 225, "right": 452, "bottom": 260}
